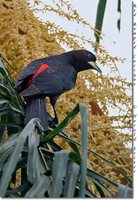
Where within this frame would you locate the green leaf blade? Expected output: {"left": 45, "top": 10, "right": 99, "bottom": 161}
{"left": 79, "top": 104, "right": 88, "bottom": 197}
{"left": 25, "top": 175, "right": 51, "bottom": 198}
{"left": 49, "top": 150, "right": 69, "bottom": 197}
{"left": 116, "top": 184, "right": 133, "bottom": 198}
{"left": 63, "top": 162, "right": 80, "bottom": 197}
{"left": 94, "top": 0, "right": 107, "bottom": 44}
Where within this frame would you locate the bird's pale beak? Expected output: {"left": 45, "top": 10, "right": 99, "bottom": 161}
{"left": 88, "top": 61, "right": 102, "bottom": 73}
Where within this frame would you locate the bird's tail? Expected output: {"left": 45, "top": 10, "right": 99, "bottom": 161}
{"left": 24, "top": 96, "right": 49, "bottom": 131}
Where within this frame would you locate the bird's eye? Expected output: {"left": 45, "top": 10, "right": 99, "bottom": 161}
{"left": 88, "top": 54, "right": 92, "bottom": 59}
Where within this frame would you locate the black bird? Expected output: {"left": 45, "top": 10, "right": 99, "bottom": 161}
{"left": 16, "top": 50, "right": 102, "bottom": 130}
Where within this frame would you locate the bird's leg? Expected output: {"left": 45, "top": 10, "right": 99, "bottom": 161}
{"left": 49, "top": 105, "right": 58, "bottom": 128}
{"left": 53, "top": 105, "right": 59, "bottom": 124}
{"left": 49, "top": 95, "right": 59, "bottom": 128}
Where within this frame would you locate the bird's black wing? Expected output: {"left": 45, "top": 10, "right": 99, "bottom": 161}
{"left": 20, "top": 64, "right": 77, "bottom": 97}
{"left": 15, "top": 58, "right": 49, "bottom": 91}
{"left": 17, "top": 54, "right": 64, "bottom": 81}
{"left": 17, "top": 58, "right": 48, "bottom": 81}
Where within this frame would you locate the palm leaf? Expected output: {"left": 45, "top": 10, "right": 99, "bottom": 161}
{"left": 94, "top": 0, "right": 107, "bottom": 44}
{"left": 25, "top": 175, "right": 51, "bottom": 197}
{"left": 0, "top": 118, "right": 43, "bottom": 197}
{"left": 117, "top": 0, "right": 121, "bottom": 31}
{"left": 49, "top": 150, "right": 69, "bottom": 197}
{"left": 63, "top": 161, "right": 80, "bottom": 197}
{"left": 116, "top": 184, "right": 133, "bottom": 198}
{"left": 79, "top": 104, "right": 88, "bottom": 197}
{"left": 42, "top": 104, "right": 79, "bottom": 142}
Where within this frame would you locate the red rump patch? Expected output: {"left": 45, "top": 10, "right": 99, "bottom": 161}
{"left": 28, "top": 64, "right": 49, "bottom": 85}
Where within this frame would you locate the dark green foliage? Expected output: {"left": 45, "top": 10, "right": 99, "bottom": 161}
{"left": 0, "top": 56, "right": 132, "bottom": 197}
{"left": 95, "top": 0, "right": 121, "bottom": 44}
{"left": 95, "top": 0, "right": 107, "bottom": 44}
{"left": 117, "top": 0, "right": 121, "bottom": 31}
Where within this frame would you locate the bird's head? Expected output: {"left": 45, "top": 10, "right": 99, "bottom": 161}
{"left": 68, "top": 50, "right": 102, "bottom": 73}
